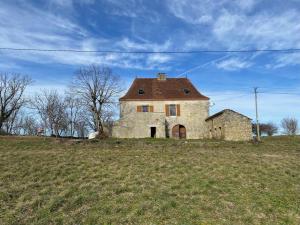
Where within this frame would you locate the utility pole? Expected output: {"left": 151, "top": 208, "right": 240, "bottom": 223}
{"left": 254, "top": 87, "right": 261, "bottom": 141}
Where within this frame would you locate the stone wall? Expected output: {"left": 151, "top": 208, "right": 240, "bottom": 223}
{"left": 112, "top": 111, "right": 166, "bottom": 138}
{"left": 206, "top": 110, "right": 252, "bottom": 141}
{"left": 206, "top": 115, "right": 224, "bottom": 139}
{"left": 112, "top": 100, "right": 209, "bottom": 139}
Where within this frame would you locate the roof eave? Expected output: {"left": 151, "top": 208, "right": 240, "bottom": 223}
{"left": 205, "top": 109, "right": 252, "bottom": 121}
{"left": 119, "top": 97, "right": 210, "bottom": 101}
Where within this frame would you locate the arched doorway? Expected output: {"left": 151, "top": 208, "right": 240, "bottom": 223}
{"left": 172, "top": 124, "right": 186, "bottom": 139}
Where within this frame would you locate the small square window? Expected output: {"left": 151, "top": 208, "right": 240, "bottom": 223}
{"left": 138, "top": 89, "right": 145, "bottom": 95}
{"left": 142, "top": 105, "right": 149, "bottom": 112}
{"left": 169, "top": 104, "right": 176, "bottom": 116}
{"left": 183, "top": 88, "right": 190, "bottom": 94}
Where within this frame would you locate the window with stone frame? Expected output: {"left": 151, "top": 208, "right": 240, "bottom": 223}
{"left": 142, "top": 105, "right": 149, "bottom": 112}
{"left": 169, "top": 104, "right": 176, "bottom": 116}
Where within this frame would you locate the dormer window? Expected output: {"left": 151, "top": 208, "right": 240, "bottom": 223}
{"left": 183, "top": 88, "right": 190, "bottom": 94}
{"left": 138, "top": 88, "right": 145, "bottom": 95}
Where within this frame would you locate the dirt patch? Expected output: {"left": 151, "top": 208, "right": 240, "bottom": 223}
{"left": 263, "top": 154, "right": 281, "bottom": 158}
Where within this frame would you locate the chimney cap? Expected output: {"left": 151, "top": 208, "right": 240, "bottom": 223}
{"left": 157, "top": 73, "right": 167, "bottom": 80}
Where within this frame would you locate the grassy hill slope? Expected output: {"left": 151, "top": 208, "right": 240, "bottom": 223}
{"left": 0, "top": 136, "right": 299, "bottom": 224}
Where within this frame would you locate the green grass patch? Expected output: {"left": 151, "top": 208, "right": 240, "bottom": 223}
{"left": 0, "top": 136, "right": 299, "bottom": 224}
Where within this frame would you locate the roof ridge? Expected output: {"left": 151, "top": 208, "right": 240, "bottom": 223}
{"left": 119, "top": 77, "right": 209, "bottom": 101}
{"left": 206, "top": 109, "right": 251, "bottom": 121}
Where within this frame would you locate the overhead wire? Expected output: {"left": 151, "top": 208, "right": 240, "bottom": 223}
{"left": 1, "top": 47, "right": 300, "bottom": 54}
{"left": 176, "top": 54, "right": 231, "bottom": 77}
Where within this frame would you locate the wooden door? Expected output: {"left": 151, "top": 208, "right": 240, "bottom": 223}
{"left": 172, "top": 125, "right": 186, "bottom": 139}
{"left": 179, "top": 126, "right": 186, "bottom": 139}
{"left": 172, "top": 125, "right": 180, "bottom": 138}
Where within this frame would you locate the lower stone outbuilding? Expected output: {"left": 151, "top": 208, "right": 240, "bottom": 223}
{"left": 205, "top": 109, "right": 252, "bottom": 141}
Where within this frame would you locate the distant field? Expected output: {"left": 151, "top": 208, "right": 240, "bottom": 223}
{"left": 0, "top": 136, "right": 299, "bottom": 225}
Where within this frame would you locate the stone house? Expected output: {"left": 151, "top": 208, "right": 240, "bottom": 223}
{"left": 112, "top": 73, "right": 252, "bottom": 141}
{"left": 205, "top": 109, "right": 252, "bottom": 141}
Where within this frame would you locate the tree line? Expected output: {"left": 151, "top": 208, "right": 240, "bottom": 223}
{"left": 0, "top": 65, "right": 123, "bottom": 138}
{"left": 0, "top": 64, "right": 299, "bottom": 138}
{"left": 252, "top": 118, "right": 299, "bottom": 137}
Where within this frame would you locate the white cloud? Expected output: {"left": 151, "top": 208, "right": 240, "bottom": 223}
{"left": 236, "top": 0, "right": 256, "bottom": 11}
{"left": 48, "top": 0, "right": 95, "bottom": 9}
{"left": 167, "top": 0, "right": 257, "bottom": 25}
{"left": 1, "top": 0, "right": 300, "bottom": 70}
{"left": 147, "top": 54, "right": 172, "bottom": 64}
{"left": 117, "top": 38, "right": 172, "bottom": 52}
{"left": 115, "top": 38, "right": 174, "bottom": 67}
{"left": 216, "top": 57, "right": 252, "bottom": 71}
{"left": 166, "top": 0, "right": 300, "bottom": 51}
{"left": 213, "top": 10, "right": 300, "bottom": 49}
{"left": 103, "top": 0, "right": 139, "bottom": 17}
{"left": 0, "top": 61, "right": 21, "bottom": 70}
{"left": 0, "top": 1, "right": 88, "bottom": 46}
{"left": 212, "top": 9, "right": 300, "bottom": 68}
{"left": 167, "top": 0, "right": 216, "bottom": 24}
{"left": 167, "top": 0, "right": 300, "bottom": 68}
{"left": 0, "top": 2, "right": 173, "bottom": 70}
{"left": 270, "top": 53, "right": 300, "bottom": 68}
{"left": 49, "top": 0, "right": 73, "bottom": 8}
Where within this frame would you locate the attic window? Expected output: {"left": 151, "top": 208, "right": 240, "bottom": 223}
{"left": 183, "top": 88, "right": 190, "bottom": 95}
{"left": 138, "top": 88, "right": 145, "bottom": 95}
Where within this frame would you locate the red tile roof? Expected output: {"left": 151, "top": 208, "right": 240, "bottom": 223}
{"left": 120, "top": 78, "right": 209, "bottom": 101}
{"left": 205, "top": 109, "right": 252, "bottom": 121}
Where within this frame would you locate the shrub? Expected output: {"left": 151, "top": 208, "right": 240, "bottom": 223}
{"left": 281, "top": 117, "right": 298, "bottom": 136}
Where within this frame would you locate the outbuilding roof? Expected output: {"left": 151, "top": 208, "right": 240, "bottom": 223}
{"left": 120, "top": 77, "right": 209, "bottom": 101}
{"left": 205, "top": 109, "right": 252, "bottom": 121}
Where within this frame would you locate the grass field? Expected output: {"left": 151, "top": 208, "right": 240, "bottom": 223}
{"left": 0, "top": 136, "right": 299, "bottom": 225}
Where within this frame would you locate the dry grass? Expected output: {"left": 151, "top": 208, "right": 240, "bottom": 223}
{"left": 0, "top": 136, "right": 299, "bottom": 224}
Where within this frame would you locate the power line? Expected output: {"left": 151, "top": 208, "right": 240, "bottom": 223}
{"left": 208, "top": 92, "right": 250, "bottom": 97}
{"left": 258, "top": 91, "right": 300, "bottom": 95}
{"left": 212, "top": 94, "right": 251, "bottom": 102}
{"left": 176, "top": 54, "right": 231, "bottom": 77}
{"left": 1, "top": 47, "right": 300, "bottom": 54}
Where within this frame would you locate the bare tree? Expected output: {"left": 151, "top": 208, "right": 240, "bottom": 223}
{"left": 252, "top": 122, "right": 278, "bottom": 136}
{"left": 281, "top": 117, "right": 298, "bottom": 136}
{"left": 10, "top": 111, "right": 24, "bottom": 135}
{"left": 74, "top": 111, "right": 89, "bottom": 138}
{"left": 65, "top": 94, "right": 83, "bottom": 137}
{"left": 22, "top": 115, "right": 38, "bottom": 136}
{"left": 265, "top": 122, "right": 278, "bottom": 136}
{"left": 31, "top": 91, "right": 49, "bottom": 135}
{"left": 3, "top": 108, "right": 22, "bottom": 134}
{"left": 0, "top": 73, "right": 32, "bottom": 131}
{"left": 31, "top": 90, "right": 68, "bottom": 137}
{"left": 71, "top": 65, "right": 122, "bottom": 138}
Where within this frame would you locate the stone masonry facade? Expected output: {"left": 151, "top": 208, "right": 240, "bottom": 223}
{"left": 112, "top": 74, "right": 252, "bottom": 141}
{"left": 113, "top": 100, "right": 210, "bottom": 139}
{"left": 205, "top": 109, "right": 252, "bottom": 141}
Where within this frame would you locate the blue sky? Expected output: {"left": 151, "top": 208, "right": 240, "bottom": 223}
{"left": 1, "top": 0, "right": 300, "bottom": 127}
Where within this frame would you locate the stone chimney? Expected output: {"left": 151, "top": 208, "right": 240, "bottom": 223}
{"left": 157, "top": 73, "right": 167, "bottom": 81}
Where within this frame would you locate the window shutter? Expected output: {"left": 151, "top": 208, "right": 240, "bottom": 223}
{"left": 137, "top": 105, "right": 142, "bottom": 112}
{"left": 177, "top": 104, "right": 181, "bottom": 116}
{"left": 149, "top": 105, "right": 154, "bottom": 112}
{"left": 165, "top": 104, "right": 170, "bottom": 116}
